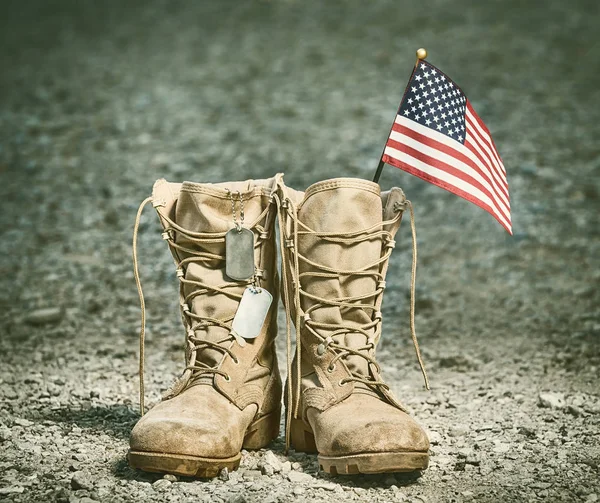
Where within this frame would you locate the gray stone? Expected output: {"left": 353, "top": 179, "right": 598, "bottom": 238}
{"left": 0, "top": 486, "right": 25, "bottom": 495}
{"left": 293, "top": 486, "right": 306, "bottom": 496}
{"left": 70, "top": 472, "right": 94, "bottom": 491}
{"left": 262, "top": 450, "right": 282, "bottom": 472}
{"left": 152, "top": 478, "right": 172, "bottom": 490}
{"left": 287, "top": 471, "right": 314, "bottom": 484}
{"left": 219, "top": 467, "right": 230, "bottom": 481}
{"left": 538, "top": 392, "right": 566, "bottom": 409}
{"left": 25, "top": 307, "right": 65, "bottom": 325}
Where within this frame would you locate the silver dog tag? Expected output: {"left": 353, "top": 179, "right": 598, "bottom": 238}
{"left": 225, "top": 227, "right": 255, "bottom": 281}
{"left": 231, "top": 287, "right": 273, "bottom": 342}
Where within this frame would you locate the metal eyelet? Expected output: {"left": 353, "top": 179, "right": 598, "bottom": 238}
{"left": 224, "top": 375, "right": 231, "bottom": 382}
{"left": 338, "top": 379, "right": 346, "bottom": 387}
{"left": 327, "top": 364, "right": 336, "bottom": 373}
{"left": 233, "top": 357, "right": 239, "bottom": 365}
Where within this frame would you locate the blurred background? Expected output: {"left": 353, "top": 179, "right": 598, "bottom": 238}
{"left": 0, "top": 1, "right": 598, "bottom": 502}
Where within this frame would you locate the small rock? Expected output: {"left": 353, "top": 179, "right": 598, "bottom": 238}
{"left": 262, "top": 450, "right": 282, "bottom": 472}
{"left": 292, "top": 486, "right": 305, "bottom": 496}
{"left": 71, "top": 471, "right": 94, "bottom": 491}
{"left": 14, "top": 418, "right": 34, "bottom": 427}
{"left": 448, "top": 425, "right": 468, "bottom": 437}
{"left": 287, "top": 471, "right": 313, "bottom": 484}
{"left": 163, "top": 474, "right": 177, "bottom": 482}
{"left": 567, "top": 405, "right": 584, "bottom": 417}
{"left": 538, "top": 392, "right": 566, "bottom": 409}
{"left": 0, "top": 486, "right": 25, "bottom": 495}
{"left": 152, "top": 479, "right": 171, "bottom": 490}
{"left": 428, "top": 431, "right": 443, "bottom": 445}
{"left": 226, "top": 496, "right": 247, "bottom": 503}
{"left": 586, "top": 494, "right": 598, "bottom": 503}
{"left": 243, "top": 469, "right": 262, "bottom": 480}
{"left": 312, "top": 482, "right": 338, "bottom": 491}
{"left": 25, "top": 307, "right": 65, "bottom": 325}
{"left": 219, "top": 467, "right": 230, "bottom": 481}
{"left": 280, "top": 461, "right": 292, "bottom": 474}
{"left": 260, "top": 464, "right": 274, "bottom": 476}
{"left": 493, "top": 443, "right": 510, "bottom": 454}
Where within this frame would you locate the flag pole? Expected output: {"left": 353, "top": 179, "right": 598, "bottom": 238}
{"left": 373, "top": 48, "right": 428, "bottom": 184}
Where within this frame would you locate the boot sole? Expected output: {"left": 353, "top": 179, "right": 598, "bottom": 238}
{"left": 289, "top": 417, "right": 428, "bottom": 475}
{"left": 128, "top": 408, "right": 280, "bottom": 478}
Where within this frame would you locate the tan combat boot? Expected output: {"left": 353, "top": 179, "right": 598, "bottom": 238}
{"left": 128, "top": 175, "right": 283, "bottom": 477}
{"left": 276, "top": 177, "right": 430, "bottom": 475}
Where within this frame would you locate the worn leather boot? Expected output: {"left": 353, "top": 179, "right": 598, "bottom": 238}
{"left": 128, "top": 175, "right": 282, "bottom": 477}
{"left": 276, "top": 177, "right": 430, "bottom": 475}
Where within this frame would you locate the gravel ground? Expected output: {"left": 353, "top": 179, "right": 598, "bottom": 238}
{"left": 1, "top": 1, "right": 599, "bottom": 502}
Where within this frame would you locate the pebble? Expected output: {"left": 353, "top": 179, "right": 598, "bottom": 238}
{"left": 287, "top": 471, "right": 314, "bottom": 484}
{"left": 292, "top": 486, "right": 306, "bottom": 496}
{"left": 70, "top": 471, "right": 94, "bottom": 491}
{"left": 219, "top": 467, "right": 230, "bottom": 481}
{"left": 0, "top": 486, "right": 24, "bottom": 495}
{"left": 538, "top": 392, "right": 566, "bottom": 409}
{"left": 25, "top": 307, "right": 64, "bottom": 325}
{"left": 14, "top": 418, "right": 34, "bottom": 427}
{"left": 152, "top": 479, "right": 171, "bottom": 490}
{"left": 448, "top": 425, "right": 469, "bottom": 437}
{"left": 280, "top": 461, "right": 292, "bottom": 474}
{"left": 262, "top": 450, "right": 282, "bottom": 472}
{"left": 428, "top": 430, "right": 443, "bottom": 445}
{"left": 163, "top": 474, "right": 178, "bottom": 482}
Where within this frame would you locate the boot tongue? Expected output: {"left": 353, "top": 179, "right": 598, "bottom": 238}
{"left": 174, "top": 181, "right": 257, "bottom": 383}
{"left": 297, "top": 180, "right": 383, "bottom": 385}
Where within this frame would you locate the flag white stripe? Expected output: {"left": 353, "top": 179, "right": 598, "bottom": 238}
{"left": 395, "top": 116, "right": 510, "bottom": 200}
{"left": 464, "top": 131, "right": 510, "bottom": 205}
{"left": 384, "top": 144, "right": 512, "bottom": 230}
{"left": 389, "top": 128, "right": 511, "bottom": 218}
{"left": 465, "top": 109, "right": 506, "bottom": 174}
{"left": 466, "top": 109, "right": 507, "bottom": 176}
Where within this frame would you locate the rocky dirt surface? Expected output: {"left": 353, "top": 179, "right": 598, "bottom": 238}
{"left": 0, "top": 1, "right": 598, "bottom": 502}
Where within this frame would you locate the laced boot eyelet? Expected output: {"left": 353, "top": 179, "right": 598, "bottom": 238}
{"left": 327, "top": 364, "right": 336, "bottom": 373}
{"left": 338, "top": 379, "right": 346, "bottom": 387}
{"left": 233, "top": 357, "right": 239, "bottom": 365}
{"left": 224, "top": 375, "right": 231, "bottom": 382}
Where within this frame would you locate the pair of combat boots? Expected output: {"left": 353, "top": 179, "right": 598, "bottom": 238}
{"left": 128, "top": 174, "right": 430, "bottom": 477}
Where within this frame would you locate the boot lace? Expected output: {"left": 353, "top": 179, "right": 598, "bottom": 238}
{"left": 132, "top": 195, "right": 272, "bottom": 415}
{"left": 273, "top": 184, "right": 429, "bottom": 450}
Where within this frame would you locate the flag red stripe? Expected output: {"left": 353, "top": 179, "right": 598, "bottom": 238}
{"left": 465, "top": 117, "right": 506, "bottom": 186}
{"left": 463, "top": 128, "right": 509, "bottom": 195}
{"left": 466, "top": 103, "right": 506, "bottom": 174}
{"left": 465, "top": 116, "right": 508, "bottom": 191}
{"left": 382, "top": 153, "right": 512, "bottom": 234}
{"left": 466, "top": 106, "right": 506, "bottom": 176}
{"left": 391, "top": 121, "right": 510, "bottom": 203}
{"left": 385, "top": 138, "right": 511, "bottom": 223}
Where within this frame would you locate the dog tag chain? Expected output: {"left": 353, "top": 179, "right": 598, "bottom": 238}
{"left": 225, "top": 190, "right": 255, "bottom": 281}
{"left": 231, "top": 286, "right": 273, "bottom": 345}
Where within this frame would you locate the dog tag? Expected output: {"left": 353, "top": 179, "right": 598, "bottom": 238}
{"left": 231, "top": 287, "right": 273, "bottom": 341}
{"left": 225, "top": 227, "right": 255, "bottom": 281}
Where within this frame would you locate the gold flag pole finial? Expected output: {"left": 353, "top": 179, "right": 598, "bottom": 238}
{"left": 416, "top": 48, "right": 427, "bottom": 65}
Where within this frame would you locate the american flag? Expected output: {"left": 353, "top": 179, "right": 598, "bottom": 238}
{"left": 382, "top": 60, "right": 512, "bottom": 234}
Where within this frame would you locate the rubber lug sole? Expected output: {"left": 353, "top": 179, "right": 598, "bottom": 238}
{"left": 289, "top": 417, "right": 428, "bottom": 475}
{"left": 128, "top": 408, "right": 280, "bottom": 478}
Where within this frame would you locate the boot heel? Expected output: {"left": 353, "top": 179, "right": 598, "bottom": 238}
{"left": 289, "top": 418, "right": 318, "bottom": 453}
{"left": 243, "top": 408, "right": 281, "bottom": 449}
